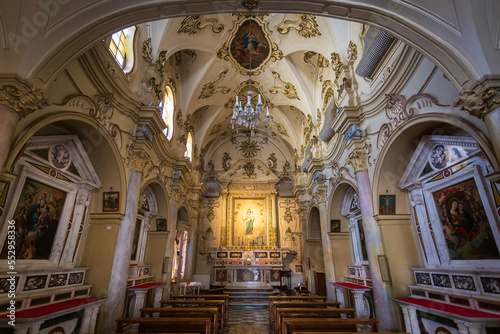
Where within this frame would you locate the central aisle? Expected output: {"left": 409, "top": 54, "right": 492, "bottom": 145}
{"left": 225, "top": 308, "right": 270, "bottom": 334}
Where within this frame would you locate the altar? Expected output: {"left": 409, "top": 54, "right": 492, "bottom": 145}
{"left": 209, "top": 248, "right": 289, "bottom": 287}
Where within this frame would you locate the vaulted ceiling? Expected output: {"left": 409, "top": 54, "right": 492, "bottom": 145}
{"left": 146, "top": 13, "right": 363, "bottom": 174}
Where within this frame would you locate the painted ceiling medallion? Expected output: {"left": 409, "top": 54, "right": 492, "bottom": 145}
{"left": 217, "top": 16, "right": 282, "bottom": 76}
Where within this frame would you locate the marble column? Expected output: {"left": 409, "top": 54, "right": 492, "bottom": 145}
{"left": 89, "top": 304, "right": 100, "bottom": 333}
{"left": 13, "top": 324, "right": 30, "bottom": 334}
{"left": 407, "top": 306, "right": 421, "bottom": 334}
{"left": 154, "top": 286, "right": 163, "bottom": 307}
{"left": 132, "top": 290, "right": 148, "bottom": 318}
{"left": 162, "top": 199, "right": 179, "bottom": 298}
{"left": 346, "top": 149, "right": 397, "bottom": 331}
{"left": 60, "top": 186, "right": 92, "bottom": 267}
{"left": 348, "top": 217, "right": 362, "bottom": 265}
{"left": 101, "top": 150, "right": 150, "bottom": 333}
{"left": 318, "top": 193, "right": 336, "bottom": 301}
{"left": 184, "top": 221, "right": 196, "bottom": 280}
{"left": 221, "top": 191, "right": 228, "bottom": 247}
{"left": 400, "top": 306, "right": 412, "bottom": 334}
{"left": 29, "top": 321, "right": 44, "bottom": 334}
{"left": 80, "top": 305, "right": 94, "bottom": 334}
{"left": 0, "top": 105, "right": 20, "bottom": 173}
{"left": 454, "top": 320, "right": 470, "bottom": 334}
{"left": 454, "top": 320, "right": 486, "bottom": 334}
{"left": 352, "top": 290, "right": 370, "bottom": 318}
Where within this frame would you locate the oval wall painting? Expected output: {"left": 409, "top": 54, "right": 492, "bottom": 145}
{"left": 230, "top": 19, "right": 270, "bottom": 71}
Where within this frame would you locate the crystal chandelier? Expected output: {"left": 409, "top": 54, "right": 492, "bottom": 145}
{"left": 231, "top": 0, "right": 272, "bottom": 137}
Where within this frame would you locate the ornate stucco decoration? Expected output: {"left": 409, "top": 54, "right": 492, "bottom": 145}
{"left": 377, "top": 93, "right": 444, "bottom": 150}
{"left": 222, "top": 152, "right": 232, "bottom": 171}
{"left": 265, "top": 121, "right": 288, "bottom": 137}
{"left": 267, "top": 153, "right": 277, "bottom": 172}
{"left": 321, "top": 80, "right": 335, "bottom": 111}
{"left": 142, "top": 38, "right": 153, "bottom": 60}
{"left": 147, "top": 77, "right": 162, "bottom": 100}
{"left": 225, "top": 79, "right": 274, "bottom": 109}
{"left": 243, "top": 160, "right": 256, "bottom": 178}
{"left": 239, "top": 137, "right": 260, "bottom": 159}
{"left": 156, "top": 50, "right": 168, "bottom": 74}
{"left": 346, "top": 149, "right": 367, "bottom": 174}
{"left": 303, "top": 114, "right": 316, "bottom": 143}
{"left": 453, "top": 87, "right": 500, "bottom": 120}
{"left": 199, "top": 69, "right": 231, "bottom": 99}
{"left": 269, "top": 71, "right": 300, "bottom": 100}
{"left": 124, "top": 142, "right": 152, "bottom": 173}
{"left": 0, "top": 85, "right": 49, "bottom": 118}
{"left": 177, "top": 15, "right": 224, "bottom": 35}
{"left": 277, "top": 14, "right": 321, "bottom": 38}
{"left": 217, "top": 15, "right": 282, "bottom": 76}
{"left": 347, "top": 41, "right": 358, "bottom": 61}
{"left": 331, "top": 52, "right": 343, "bottom": 79}
{"left": 303, "top": 51, "right": 329, "bottom": 81}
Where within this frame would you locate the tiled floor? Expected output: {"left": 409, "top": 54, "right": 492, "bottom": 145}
{"left": 225, "top": 308, "right": 270, "bottom": 334}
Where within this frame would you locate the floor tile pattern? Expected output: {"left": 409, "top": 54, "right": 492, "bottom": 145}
{"left": 225, "top": 308, "right": 270, "bottom": 334}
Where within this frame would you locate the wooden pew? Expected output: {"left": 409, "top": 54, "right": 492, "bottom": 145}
{"left": 268, "top": 296, "right": 328, "bottom": 325}
{"left": 140, "top": 307, "right": 219, "bottom": 333}
{"left": 171, "top": 294, "right": 229, "bottom": 316}
{"left": 275, "top": 308, "right": 356, "bottom": 334}
{"left": 160, "top": 300, "right": 226, "bottom": 327}
{"left": 281, "top": 317, "right": 379, "bottom": 334}
{"left": 115, "top": 317, "right": 212, "bottom": 334}
{"left": 270, "top": 301, "right": 340, "bottom": 330}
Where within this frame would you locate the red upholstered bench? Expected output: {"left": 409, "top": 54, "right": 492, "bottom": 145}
{"left": 0, "top": 298, "right": 104, "bottom": 319}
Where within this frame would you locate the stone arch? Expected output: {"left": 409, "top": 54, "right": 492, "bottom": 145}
{"left": 30, "top": 1, "right": 484, "bottom": 90}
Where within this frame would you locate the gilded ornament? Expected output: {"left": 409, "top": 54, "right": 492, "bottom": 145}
{"left": 303, "top": 51, "right": 317, "bottom": 65}
{"left": 346, "top": 149, "right": 367, "bottom": 174}
{"left": 331, "top": 52, "right": 343, "bottom": 78}
{"left": 156, "top": 50, "right": 168, "bottom": 73}
{"left": 267, "top": 153, "right": 277, "bottom": 172}
{"left": 273, "top": 122, "right": 288, "bottom": 136}
{"left": 127, "top": 149, "right": 152, "bottom": 173}
{"left": 317, "top": 54, "right": 329, "bottom": 68}
{"left": 347, "top": 41, "right": 358, "bottom": 61}
{"left": 0, "top": 85, "right": 49, "bottom": 118}
{"left": 177, "top": 15, "right": 224, "bottom": 35}
{"left": 243, "top": 160, "right": 256, "bottom": 178}
{"left": 283, "top": 160, "right": 291, "bottom": 171}
{"left": 453, "top": 87, "right": 500, "bottom": 120}
{"left": 199, "top": 69, "right": 231, "bottom": 99}
{"left": 277, "top": 14, "right": 321, "bottom": 38}
{"left": 239, "top": 138, "right": 260, "bottom": 159}
{"left": 225, "top": 79, "right": 274, "bottom": 109}
{"left": 269, "top": 71, "right": 300, "bottom": 100}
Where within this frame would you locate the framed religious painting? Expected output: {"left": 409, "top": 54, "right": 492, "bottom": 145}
{"left": 103, "top": 191, "right": 119, "bottom": 212}
{"left": 330, "top": 219, "right": 341, "bottom": 232}
{"left": 156, "top": 218, "right": 167, "bottom": 231}
{"left": 379, "top": 195, "right": 396, "bottom": 215}
{"left": 430, "top": 177, "right": 500, "bottom": 261}
{"left": 230, "top": 196, "right": 269, "bottom": 246}
{"left": 0, "top": 177, "right": 69, "bottom": 260}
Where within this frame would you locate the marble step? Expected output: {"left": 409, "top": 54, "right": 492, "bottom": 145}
{"left": 224, "top": 287, "right": 280, "bottom": 295}
{"left": 229, "top": 301, "right": 268, "bottom": 309}
{"left": 229, "top": 294, "right": 271, "bottom": 302}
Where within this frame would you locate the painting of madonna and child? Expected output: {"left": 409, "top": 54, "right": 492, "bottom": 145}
{"left": 1, "top": 178, "right": 67, "bottom": 260}
{"left": 233, "top": 199, "right": 267, "bottom": 246}
{"left": 432, "top": 178, "right": 500, "bottom": 260}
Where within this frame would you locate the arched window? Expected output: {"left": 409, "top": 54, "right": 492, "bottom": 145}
{"left": 162, "top": 86, "right": 175, "bottom": 140}
{"left": 108, "top": 27, "right": 136, "bottom": 73}
{"left": 185, "top": 132, "right": 193, "bottom": 161}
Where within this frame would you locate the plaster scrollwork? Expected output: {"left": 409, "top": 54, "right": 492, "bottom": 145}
{"left": 453, "top": 87, "right": 500, "bottom": 120}
{"left": 0, "top": 85, "right": 49, "bottom": 118}
{"left": 178, "top": 15, "right": 224, "bottom": 35}
{"left": 269, "top": 71, "right": 300, "bottom": 100}
{"left": 267, "top": 153, "right": 277, "bottom": 172}
{"left": 411, "top": 193, "right": 423, "bottom": 207}
{"left": 198, "top": 69, "right": 231, "bottom": 99}
{"left": 346, "top": 149, "right": 367, "bottom": 174}
{"left": 377, "top": 93, "right": 444, "bottom": 150}
{"left": 331, "top": 52, "right": 343, "bottom": 79}
{"left": 277, "top": 14, "right": 321, "bottom": 38}
{"left": 222, "top": 152, "right": 232, "bottom": 172}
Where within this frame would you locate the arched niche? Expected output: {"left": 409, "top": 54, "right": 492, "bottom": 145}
{"left": 341, "top": 187, "right": 368, "bottom": 267}
{"left": 172, "top": 206, "right": 190, "bottom": 280}
{"left": 399, "top": 135, "right": 500, "bottom": 270}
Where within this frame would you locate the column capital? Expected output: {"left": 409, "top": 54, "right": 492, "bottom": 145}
{"left": 346, "top": 149, "right": 368, "bottom": 174}
{"left": 0, "top": 84, "right": 49, "bottom": 118}
{"left": 454, "top": 86, "right": 500, "bottom": 120}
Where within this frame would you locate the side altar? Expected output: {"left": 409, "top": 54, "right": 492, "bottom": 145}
{"left": 208, "top": 248, "right": 290, "bottom": 287}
